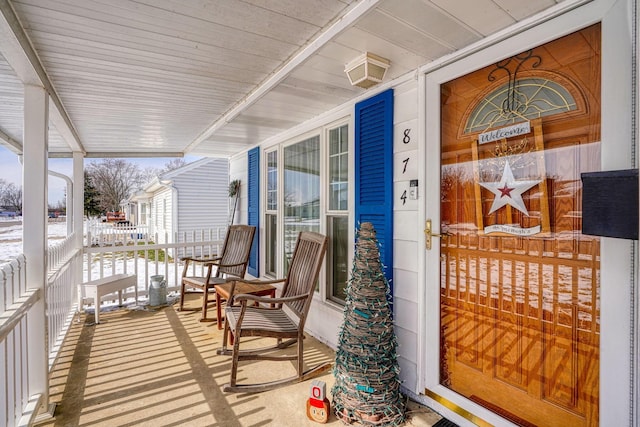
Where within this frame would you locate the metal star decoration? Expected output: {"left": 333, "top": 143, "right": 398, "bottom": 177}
{"left": 479, "top": 161, "right": 541, "bottom": 216}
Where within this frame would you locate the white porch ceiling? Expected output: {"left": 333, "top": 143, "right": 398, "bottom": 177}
{"left": 0, "top": 0, "right": 568, "bottom": 159}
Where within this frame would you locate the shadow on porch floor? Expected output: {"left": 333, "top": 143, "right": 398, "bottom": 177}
{"left": 40, "top": 294, "right": 443, "bottom": 426}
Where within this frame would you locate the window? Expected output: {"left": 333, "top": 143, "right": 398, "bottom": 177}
{"left": 465, "top": 77, "right": 578, "bottom": 134}
{"left": 328, "top": 215, "right": 349, "bottom": 301}
{"left": 284, "top": 136, "right": 320, "bottom": 270}
{"left": 327, "top": 124, "right": 349, "bottom": 302}
{"left": 265, "top": 121, "right": 350, "bottom": 304}
{"left": 163, "top": 199, "right": 168, "bottom": 230}
{"left": 140, "top": 203, "right": 147, "bottom": 225}
{"left": 265, "top": 150, "right": 278, "bottom": 277}
{"left": 329, "top": 125, "right": 348, "bottom": 209}
{"left": 267, "top": 150, "right": 278, "bottom": 210}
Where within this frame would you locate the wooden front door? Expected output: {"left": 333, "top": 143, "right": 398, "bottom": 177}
{"left": 439, "top": 24, "right": 601, "bottom": 427}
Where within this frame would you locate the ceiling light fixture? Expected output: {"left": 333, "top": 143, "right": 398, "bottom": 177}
{"left": 344, "top": 52, "right": 390, "bottom": 89}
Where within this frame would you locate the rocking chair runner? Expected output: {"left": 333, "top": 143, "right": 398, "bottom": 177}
{"left": 217, "top": 231, "right": 330, "bottom": 393}
{"left": 179, "top": 224, "right": 256, "bottom": 322}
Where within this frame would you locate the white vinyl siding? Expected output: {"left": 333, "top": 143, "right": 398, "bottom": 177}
{"left": 171, "top": 158, "right": 229, "bottom": 236}
{"left": 146, "top": 158, "right": 230, "bottom": 247}
{"left": 391, "top": 80, "right": 421, "bottom": 392}
{"left": 153, "top": 188, "right": 172, "bottom": 243}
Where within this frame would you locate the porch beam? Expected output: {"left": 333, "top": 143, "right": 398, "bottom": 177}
{"left": 184, "top": 0, "right": 383, "bottom": 153}
{"left": 0, "top": 126, "right": 22, "bottom": 154}
{"left": 84, "top": 151, "right": 184, "bottom": 158}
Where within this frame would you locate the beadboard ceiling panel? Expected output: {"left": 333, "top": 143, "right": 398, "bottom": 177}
{"left": 0, "top": 0, "right": 570, "bottom": 158}
{"left": 0, "top": 55, "right": 23, "bottom": 153}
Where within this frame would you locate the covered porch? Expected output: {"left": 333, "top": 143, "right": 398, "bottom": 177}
{"left": 40, "top": 294, "right": 440, "bottom": 426}
{"left": 2, "top": 0, "right": 637, "bottom": 426}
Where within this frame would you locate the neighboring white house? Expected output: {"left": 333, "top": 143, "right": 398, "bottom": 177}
{"left": 128, "top": 158, "right": 230, "bottom": 250}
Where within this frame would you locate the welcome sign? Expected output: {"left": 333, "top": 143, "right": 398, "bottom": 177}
{"left": 478, "top": 121, "right": 531, "bottom": 145}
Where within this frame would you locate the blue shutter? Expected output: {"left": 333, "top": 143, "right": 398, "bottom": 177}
{"left": 355, "top": 89, "right": 394, "bottom": 290}
{"left": 247, "top": 147, "right": 260, "bottom": 276}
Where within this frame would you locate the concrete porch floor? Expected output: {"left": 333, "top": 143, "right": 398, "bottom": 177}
{"left": 39, "top": 294, "right": 443, "bottom": 426}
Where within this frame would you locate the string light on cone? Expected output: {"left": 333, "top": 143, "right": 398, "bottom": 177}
{"left": 331, "top": 222, "right": 406, "bottom": 426}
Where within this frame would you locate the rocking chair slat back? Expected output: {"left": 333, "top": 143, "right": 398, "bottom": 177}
{"left": 180, "top": 224, "right": 256, "bottom": 322}
{"left": 281, "top": 232, "right": 327, "bottom": 318}
{"left": 218, "top": 225, "right": 256, "bottom": 278}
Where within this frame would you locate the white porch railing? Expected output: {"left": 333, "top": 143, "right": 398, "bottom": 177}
{"left": 1, "top": 232, "right": 83, "bottom": 427}
{"left": 46, "top": 233, "right": 81, "bottom": 368}
{"left": 86, "top": 222, "right": 150, "bottom": 246}
{"left": 0, "top": 255, "right": 43, "bottom": 427}
{"left": 1, "top": 227, "right": 227, "bottom": 426}
{"left": 83, "top": 228, "right": 226, "bottom": 305}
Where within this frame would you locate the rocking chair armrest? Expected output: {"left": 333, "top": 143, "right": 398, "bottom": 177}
{"left": 180, "top": 255, "right": 221, "bottom": 263}
{"left": 226, "top": 277, "right": 286, "bottom": 305}
{"left": 215, "top": 261, "right": 248, "bottom": 268}
{"left": 181, "top": 255, "right": 221, "bottom": 278}
{"left": 232, "top": 277, "right": 287, "bottom": 286}
{"left": 234, "top": 293, "right": 305, "bottom": 306}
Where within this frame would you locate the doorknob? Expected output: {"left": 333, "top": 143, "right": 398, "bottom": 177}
{"left": 424, "top": 219, "right": 448, "bottom": 250}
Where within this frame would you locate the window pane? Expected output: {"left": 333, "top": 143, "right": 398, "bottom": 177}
{"left": 328, "top": 215, "right": 349, "bottom": 302}
{"left": 340, "top": 125, "right": 348, "bottom": 151}
{"left": 267, "top": 150, "right": 278, "bottom": 210}
{"left": 284, "top": 136, "right": 320, "bottom": 269}
{"left": 329, "top": 125, "right": 348, "bottom": 211}
{"left": 265, "top": 214, "right": 277, "bottom": 276}
{"left": 163, "top": 199, "right": 168, "bottom": 229}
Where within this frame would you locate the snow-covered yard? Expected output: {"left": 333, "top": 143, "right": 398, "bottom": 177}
{"left": 0, "top": 219, "right": 68, "bottom": 263}
{"left": 0, "top": 220, "right": 187, "bottom": 296}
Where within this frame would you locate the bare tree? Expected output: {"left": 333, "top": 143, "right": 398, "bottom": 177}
{"left": 140, "top": 166, "right": 160, "bottom": 186}
{"left": 2, "top": 183, "right": 22, "bottom": 214}
{"left": 86, "top": 159, "right": 145, "bottom": 212}
{"left": 0, "top": 178, "right": 8, "bottom": 203}
{"left": 160, "top": 158, "right": 186, "bottom": 174}
{"left": 138, "top": 159, "right": 187, "bottom": 187}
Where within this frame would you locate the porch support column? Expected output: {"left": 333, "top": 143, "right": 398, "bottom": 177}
{"left": 72, "top": 151, "right": 84, "bottom": 308}
{"left": 22, "top": 83, "right": 49, "bottom": 410}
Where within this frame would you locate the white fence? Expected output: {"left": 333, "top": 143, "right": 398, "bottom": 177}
{"left": 86, "top": 222, "right": 150, "bottom": 246}
{"left": 47, "top": 233, "right": 81, "bottom": 368}
{"left": 1, "top": 232, "right": 83, "bottom": 427}
{"left": 1, "top": 227, "right": 227, "bottom": 426}
{"left": 82, "top": 228, "right": 226, "bottom": 306}
{"left": 0, "top": 255, "right": 44, "bottom": 427}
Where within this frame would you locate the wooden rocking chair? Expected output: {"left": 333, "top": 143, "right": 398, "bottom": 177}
{"left": 179, "top": 224, "right": 256, "bottom": 322}
{"left": 217, "top": 231, "right": 330, "bottom": 393}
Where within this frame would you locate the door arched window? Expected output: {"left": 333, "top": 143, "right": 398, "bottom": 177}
{"left": 464, "top": 76, "right": 578, "bottom": 134}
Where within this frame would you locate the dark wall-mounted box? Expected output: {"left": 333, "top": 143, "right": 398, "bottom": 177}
{"left": 581, "top": 169, "right": 638, "bottom": 240}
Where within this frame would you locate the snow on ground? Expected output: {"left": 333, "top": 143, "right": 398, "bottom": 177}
{"left": 0, "top": 219, "right": 183, "bottom": 309}
{"left": 0, "top": 219, "right": 180, "bottom": 289}
{"left": 0, "top": 219, "right": 69, "bottom": 263}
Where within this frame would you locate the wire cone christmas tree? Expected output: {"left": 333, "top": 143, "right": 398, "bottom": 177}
{"left": 332, "top": 222, "right": 405, "bottom": 426}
